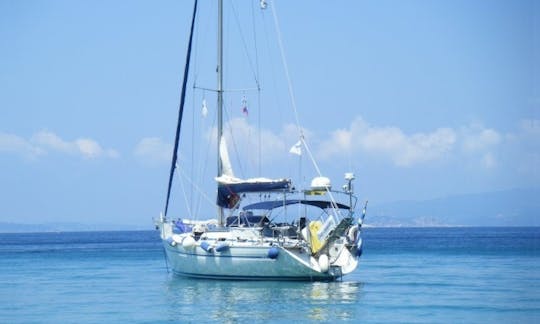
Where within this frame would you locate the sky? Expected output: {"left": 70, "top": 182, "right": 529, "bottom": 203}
{"left": 0, "top": 0, "right": 538, "bottom": 228}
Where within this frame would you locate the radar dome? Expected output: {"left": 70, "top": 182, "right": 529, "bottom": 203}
{"left": 310, "top": 176, "right": 331, "bottom": 191}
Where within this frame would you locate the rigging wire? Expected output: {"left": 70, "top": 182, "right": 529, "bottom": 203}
{"left": 269, "top": 1, "right": 325, "bottom": 179}
{"left": 187, "top": 2, "right": 216, "bottom": 220}
{"left": 256, "top": 90, "right": 262, "bottom": 177}
{"left": 193, "top": 86, "right": 259, "bottom": 92}
{"left": 222, "top": 1, "right": 263, "bottom": 178}
{"left": 176, "top": 162, "right": 193, "bottom": 219}
{"left": 190, "top": 86, "right": 195, "bottom": 216}
{"left": 178, "top": 163, "right": 216, "bottom": 207}
{"left": 195, "top": 101, "right": 217, "bottom": 218}
{"left": 269, "top": 1, "right": 302, "bottom": 138}
{"left": 229, "top": 0, "right": 260, "bottom": 89}
{"left": 251, "top": 0, "right": 262, "bottom": 176}
{"left": 190, "top": 0, "right": 212, "bottom": 97}
{"left": 270, "top": 1, "right": 342, "bottom": 221}
{"left": 259, "top": 3, "right": 286, "bottom": 177}
{"left": 223, "top": 98, "right": 246, "bottom": 179}
{"left": 240, "top": 93, "right": 255, "bottom": 175}
{"left": 164, "top": 0, "right": 198, "bottom": 218}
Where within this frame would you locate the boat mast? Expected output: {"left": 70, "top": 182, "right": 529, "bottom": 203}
{"left": 217, "top": 0, "right": 224, "bottom": 226}
{"left": 163, "top": 0, "right": 198, "bottom": 219}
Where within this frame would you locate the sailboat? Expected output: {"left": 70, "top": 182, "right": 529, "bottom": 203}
{"left": 155, "top": 0, "right": 366, "bottom": 281}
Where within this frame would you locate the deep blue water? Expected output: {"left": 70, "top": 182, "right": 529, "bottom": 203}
{"left": 0, "top": 227, "right": 538, "bottom": 323}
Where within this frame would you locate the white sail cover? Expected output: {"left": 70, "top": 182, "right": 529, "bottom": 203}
{"left": 219, "top": 136, "right": 234, "bottom": 178}
{"left": 215, "top": 136, "right": 288, "bottom": 187}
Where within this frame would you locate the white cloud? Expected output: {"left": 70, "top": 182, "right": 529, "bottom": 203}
{"left": 506, "top": 119, "right": 540, "bottom": 176}
{"left": 225, "top": 118, "right": 287, "bottom": 156}
{"left": 454, "top": 124, "right": 502, "bottom": 169}
{"left": 318, "top": 117, "right": 457, "bottom": 167}
{"left": 134, "top": 137, "right": 172, "bottom": 164}
{"left": 135, "top": 116, "right": 536, "bottom": 174}
{"left": 460, "top": 124, "right": 501, "bottom": 152}
{"left": 0, "top": 130, "right": 118, "bottom": 160}
{"left": 316, "top": 116, "right": 526, "bottom": 169}
{"left": 519, "top": 119, "right": 540, "bottom": 137}
{"left": 481, "top": 152, "right": 497, "bottom": 169}
{"left": 212, "top": 117, "right": 505, "bottom": 170}
{"left": 0, "top": 132, "right": 43, "bottom": 158}
{"left": 32, "top": 131, "right": 72, "bottom": 153}
{"left": 280, "top": 123, "right": 312, "bottom": 144}
{"left": 75, "top": 138, "right": 119, "bottom": 159}
{"left": 208, "top": 118, "right": 296, "bottom": 162}
{"left": 177, "top": 115, "right": 540, "bottom": 176}
{"left": 196, "top": 118, "right": 312, "bottom": 177}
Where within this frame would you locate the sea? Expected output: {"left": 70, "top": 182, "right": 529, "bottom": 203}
{"left": 0, "top": 227, "right": 538, "bottom": 323}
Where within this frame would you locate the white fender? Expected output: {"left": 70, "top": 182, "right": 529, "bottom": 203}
{"left": 347, "top": 225, "right": 358, "bottom": 243}
{"left": 301, "top": 227, "right": 309, "bottom": 241}
{"left": 172, "top": 234, "right": 183, "bottom": 244}
{"left": 182, "top": 236, "right": 196, "bottom": 249}
{"left": 318, "top": 254, "right": 329, "bottom": 273}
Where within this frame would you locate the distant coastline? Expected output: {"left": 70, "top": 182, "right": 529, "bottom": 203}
{"left": 0, "top": 222, "right": 148, "bottom": 233}
{"left": 1, "top": 224, "right": 538, "bottom": 234}
{"left": 368, "top": 187, "right": 539, "bottom": 227}
{"left": 2, "top": 188, "right": 538, "bottom": 233}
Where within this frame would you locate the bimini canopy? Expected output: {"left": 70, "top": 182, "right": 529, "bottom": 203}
{"left": 242, "top": 199, "right": 350, "bottom": 211}
{"left": 216, "top": 177, "right": 291, "bottom": 208}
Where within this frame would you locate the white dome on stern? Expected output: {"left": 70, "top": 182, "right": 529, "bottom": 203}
{"left": 310, "top": 176, "right": 332, "bottom": 191}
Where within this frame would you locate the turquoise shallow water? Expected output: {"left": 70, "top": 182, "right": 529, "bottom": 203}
{"left": 0, "top": 228, "right": 538, "bottom": 323}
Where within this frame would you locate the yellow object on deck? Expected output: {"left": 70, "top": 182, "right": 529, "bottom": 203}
{"left": 309, "top": 221, "right": 325, "bottom": 254}
{"left": 305, "top": 190, "right": 326, "bottom": 196}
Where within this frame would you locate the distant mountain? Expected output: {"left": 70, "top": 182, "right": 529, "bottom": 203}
{"left": 366, "top": 188, "right": 539, "bottom": 227}
{"left": 2, "top": 188, "right": 538, "bottom": 232}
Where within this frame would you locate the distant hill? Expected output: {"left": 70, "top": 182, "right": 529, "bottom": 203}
{"left": 366, "top": 188, "right": 539, "bottom": 227}
{"left": 1, "top": 188, "right": 538, "bottom": 232}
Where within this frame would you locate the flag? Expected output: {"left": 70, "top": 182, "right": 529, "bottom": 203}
{"left": 201, "top": 99, "right": 208, "bottom": 118}
{"left": 241, "top": 96, "right": 248, "bottom": 117}
{"left": 289, "top": 140, "right": 302, "bottom": 156}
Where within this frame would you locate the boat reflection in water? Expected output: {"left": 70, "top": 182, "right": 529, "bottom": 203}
{"left": 164, "top": 278, "right": 363, "bottom": 322}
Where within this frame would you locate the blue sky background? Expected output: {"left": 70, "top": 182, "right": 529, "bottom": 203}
{"left": 0, "top": 0, "right": 538, "bottom": 227}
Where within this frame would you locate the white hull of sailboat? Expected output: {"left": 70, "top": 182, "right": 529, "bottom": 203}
{"left": 159, "top": 224, "right": 360, "bottom": 281}
{"left": 163, "top": 243, "right": 354, "bottom": 281}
